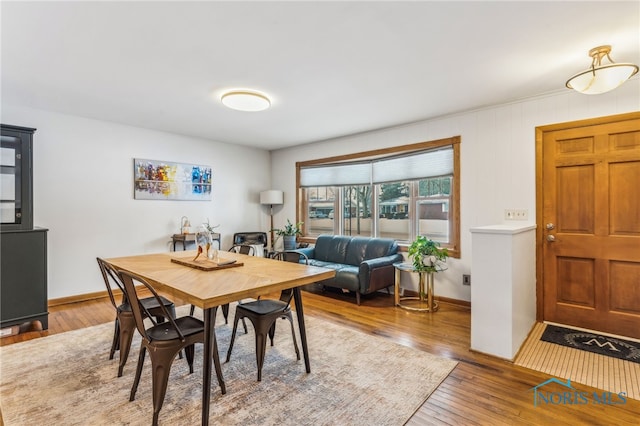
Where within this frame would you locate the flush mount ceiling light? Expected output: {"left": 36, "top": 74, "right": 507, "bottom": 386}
{"left": 566, "top": 45, "right": 639, "bottom": 95}
{"left": 220, "top": 90, "right": 271, "bottom": 112}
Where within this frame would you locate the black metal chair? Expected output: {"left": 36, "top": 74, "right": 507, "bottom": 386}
{"left": 228, "top": 244, "right": 255, "bottom": 256}
{"left": 225, "top": 250, "right": 308, "bottom": 381}
{"left": 232, "top": 232, "right": 267, "bottom": 247}
{"left": 118, "top": 269, "right": 225, "bottom": 426}
{"left": 96, "top": 257, "right": 179, "bottom": 377}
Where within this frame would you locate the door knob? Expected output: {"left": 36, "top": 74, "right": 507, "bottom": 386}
{"left": 546, "top": 223, "right": 555, "bottom": 230}
{"left": 547, "top": 235, "right": 556, "bottom": 242}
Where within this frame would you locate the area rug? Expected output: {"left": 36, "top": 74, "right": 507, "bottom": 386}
{"left": 0, "top": 306, "right": 457, "bottom": 425}
{"left": 541, "top": 324, "right": 640, "bottom": 364}
{"left": 515, "top": 322, "right": 640, "bottom": 401}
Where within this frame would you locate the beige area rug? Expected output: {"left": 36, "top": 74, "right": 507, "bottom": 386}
{"left": 515, "top": 322, "right": 640, "bottom": 400}
{"left": 0, "top": 306, "right": 457, "bottom": 425}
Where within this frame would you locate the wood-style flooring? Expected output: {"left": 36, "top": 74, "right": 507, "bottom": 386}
{"left": 2, "top": 287, "right": 639, "bottom": 425}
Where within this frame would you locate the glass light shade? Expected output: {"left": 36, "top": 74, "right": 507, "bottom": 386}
{"left": 221, "top": 90, "right": 271, "bottom": 111}
{"left": 566, "top": 63, "right": 639, "bottom": 95}
{"left": 260, "top": 190, "right": 283, "bottom": 205}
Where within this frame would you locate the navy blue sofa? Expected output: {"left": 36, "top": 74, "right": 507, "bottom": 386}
{"left": 297, "top": 235, "right": 403, "bottom": 305}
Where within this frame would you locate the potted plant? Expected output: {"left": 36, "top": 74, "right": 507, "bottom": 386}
{"left": 407, "top": 235, "right": 449, "bottom": 273}
{"left": 273, "top": 219, "right": 303, "bottom": 250}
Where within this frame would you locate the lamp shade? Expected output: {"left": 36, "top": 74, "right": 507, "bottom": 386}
{"left": 260, "top": 190, "right": 283, "bottom": 205}
{"left": 566, "top": 45, "right": 639, "bottom": 95}
{"left": 566, "top": 64, "right": 638, "bottom": 95}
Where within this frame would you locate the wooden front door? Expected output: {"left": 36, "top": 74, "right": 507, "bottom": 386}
{"left": 537, "top": 112, "right": 640, "bottom": 339}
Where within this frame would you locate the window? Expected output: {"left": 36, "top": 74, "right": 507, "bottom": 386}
{"left": 305, "top": 187, "right": 335, "bottom": 236}
{"left": 297, "top": 136, "right": 460, "bottom": 257}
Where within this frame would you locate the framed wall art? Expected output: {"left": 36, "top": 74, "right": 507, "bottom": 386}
{"left": 134, "top": 158, "right": 212, "bottom": 201}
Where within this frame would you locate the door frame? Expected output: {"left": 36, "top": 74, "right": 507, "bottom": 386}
{"left": 534, "top": 111, "right": 640, "bottom": 322}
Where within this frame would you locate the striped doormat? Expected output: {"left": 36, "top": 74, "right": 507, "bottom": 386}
{"left": 514, "top": 322, "right": 640, "bottom": 400}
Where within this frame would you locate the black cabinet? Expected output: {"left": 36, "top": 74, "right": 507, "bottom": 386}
{"left": 0, "top": 124, "right": 48, "bottom": 330}
{"left": 1, "top": 228, "right": 49, "bottom": 329}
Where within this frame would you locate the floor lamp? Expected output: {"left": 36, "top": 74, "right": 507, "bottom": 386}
{"left": 260, "top": 190, "right": 284, "bottom": 252}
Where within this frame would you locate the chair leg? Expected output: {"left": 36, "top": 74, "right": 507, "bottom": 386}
{"left": 184, "top": 344, "right": 195, "bottom": 374}
{"left": 221, "top": 303, "right": 229, "bottom": 324}
{"left": 212, "top": 334, "right": 226, "bottom": 394}
{"left": 149, "top": 347, "right": 179, "bottom": 426}
{"left": 225, "top": 313, "right": 242, "bottom": 362}
{"left": 109, "top": 318, "right": 119, "bottom": 360}
{"left": 255, "top": 332, "right": 267, "bottom": 382}
{"left": 118, "top": 315, "right": 136, "bottom": 377}
{"left": 356, "top": 291, "right": 361, "bottom": 305}
{"left": 285, "top": 314, "right": 301, "bottom": 360}
{"left": 268, "top": 322, "right": 276, "bottom": 346}
{"left": 130, "top": 345, "right": 146, "bottom": 401}
{"left": 242, "top": 318, "right": 248, "bottom": 334}
{"left": 189, "top": 305, "right": 196, "bottom": 316}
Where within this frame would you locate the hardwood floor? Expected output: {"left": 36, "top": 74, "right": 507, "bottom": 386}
{"left": 2, "top": 287, "right": 638, "bottom": 425}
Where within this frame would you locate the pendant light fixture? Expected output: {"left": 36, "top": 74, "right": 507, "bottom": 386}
{"left": 566, "top": 45, "right": 638, "bottom": 95}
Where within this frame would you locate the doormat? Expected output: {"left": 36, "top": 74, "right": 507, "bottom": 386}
{"left": 541, "top": 325, "right": 640, "bottom": 364}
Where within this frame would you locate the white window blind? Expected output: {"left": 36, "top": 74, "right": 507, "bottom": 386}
{"left": 300, "top": 162, "right": 371, "bottom": 187}
{"left": 372, "top": 147, "right": 453, "bottom": 183}
{"left": 300, "top": 146, "right": 453, "bottom": 187}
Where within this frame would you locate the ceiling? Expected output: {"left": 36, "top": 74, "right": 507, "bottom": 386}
{"left": 2, "top": 1, "right": 639, "bottom": 151}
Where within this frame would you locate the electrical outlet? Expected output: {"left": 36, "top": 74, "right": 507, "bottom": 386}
{"left": 505, "top": 209, "right": 529, "bottom": 220}
{"left": 463, "top": 274, "right": 471, "bottom": 285}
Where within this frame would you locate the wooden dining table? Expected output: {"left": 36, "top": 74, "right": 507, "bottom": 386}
{"left": 105, "top": 249, "right": 335, "bottom": 426}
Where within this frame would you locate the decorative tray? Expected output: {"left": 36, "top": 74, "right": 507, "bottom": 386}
{"left": 170, "top": 257, "right": 243, "bottom": 271}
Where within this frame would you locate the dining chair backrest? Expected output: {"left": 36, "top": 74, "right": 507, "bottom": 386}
{"left": 229, "top": 244, "right": 255, "bottom": 256}
{"left": 274, "top": 250, "right": 309, "bottom": 265}
{"left": 274, "top": 250, "right": 309, "bottom": 304}
{"left": 118, "top": 270, "right": 186, "bottom": 343}
{"left": 96, "top": 257, "right": 127, "bottom": 310}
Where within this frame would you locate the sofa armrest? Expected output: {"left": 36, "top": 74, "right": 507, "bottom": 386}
{"left": 296, "top": 247, "right": 315, "bottom": 259}
{"left": 361, "top": 254, "right": 402, "bottom": 269}
{"left": 359, "top": 254, "right": 404, "bottom": 294}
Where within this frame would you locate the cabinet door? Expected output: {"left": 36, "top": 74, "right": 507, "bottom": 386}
{"left": 1, "top": 125, "right": 35, "bottom": 231}
{"left": 0, "top": 229, "right": 48, "bottom": 329}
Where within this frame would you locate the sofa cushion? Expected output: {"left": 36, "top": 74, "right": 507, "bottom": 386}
{"left": 307, "top": 259, "right": 346, "bottom": 270}
{"left": 344, "top": 237, "right": 368, "bottom": 266}
{"left": 335, "top": 266, "right": 360, "bottom": 291}
{"left": 314, "top": 235, "right": 351, "bottom": 264}
{"left": 364, "top": 238, "right": 398, "bottom": 260}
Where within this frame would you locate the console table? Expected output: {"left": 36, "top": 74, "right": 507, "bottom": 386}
{"left": 172, "top": 232, "right": 221, "bottom": 251}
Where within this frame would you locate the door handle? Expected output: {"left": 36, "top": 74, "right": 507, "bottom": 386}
{"left": 547, "top": 235, "right": 556, "bottom": 242}
{"left": 546, "top": 223, "right": 555, "bottom": 230}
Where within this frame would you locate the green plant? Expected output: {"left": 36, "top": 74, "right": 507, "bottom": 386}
{"left": 273, "top": 219, "right": 303, "bottom": 238}
{"left": 407, "top": 235, "right": 449, "bottom": 273}
{"left": 203, "top": 218, "right": 219, "bottom": 233}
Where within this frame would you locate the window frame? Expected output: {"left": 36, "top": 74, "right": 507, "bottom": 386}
{"left": 296, "top": 136, "right": 460, "bottom": 258}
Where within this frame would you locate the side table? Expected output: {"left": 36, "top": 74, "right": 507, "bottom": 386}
{"left": 393, "top": 261, "right": 447, "bottom": 312}
{"left": 172, "top": 233, "right": 221, "bottom": 251}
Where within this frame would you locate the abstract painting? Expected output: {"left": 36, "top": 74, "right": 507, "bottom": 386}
{"left": 134, "top": 158, "right": 212, "bottom": 200}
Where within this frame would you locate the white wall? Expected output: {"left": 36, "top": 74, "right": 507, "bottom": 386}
{"left": 1, "top": 105, "right": 272, "bottom": 299}
{"left": 270, "top": 80, "right": 640, "bottom": 302}
{"left": 3, "top": 81, "right": 638, "bottom": 302}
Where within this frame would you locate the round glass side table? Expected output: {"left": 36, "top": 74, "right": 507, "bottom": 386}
{"left": 393, "top": 261, "right": 447, "bottom": 312}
